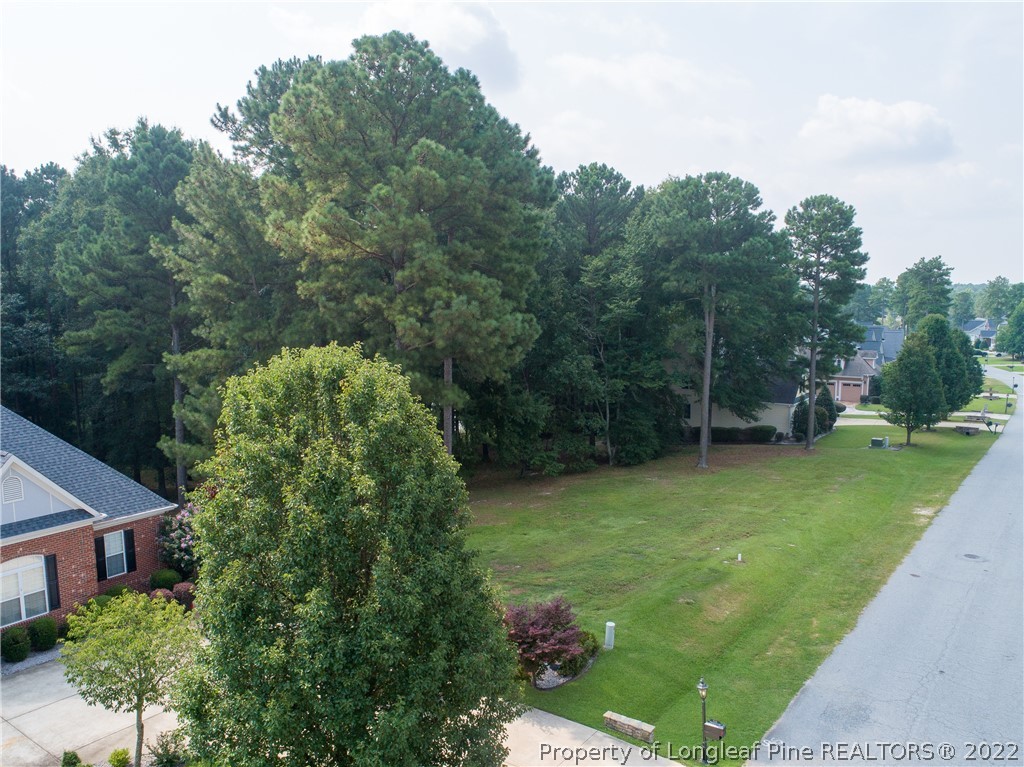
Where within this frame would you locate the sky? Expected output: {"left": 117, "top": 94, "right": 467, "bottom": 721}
{"left": 2, "top": 1, "right": 1021, "bottom": 285}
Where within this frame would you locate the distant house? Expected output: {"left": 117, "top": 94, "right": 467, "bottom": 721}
{"left": 826, "top": 324, "right": 905, "bottom": 404}
{"left": 1, "top": 406, "right": 176, "bottom": 628}
{"left": 960, "top": 318, "right": 1004, "bottom": 349}
{"left": 681, "top": 378, "right": 802, "bottom": 437}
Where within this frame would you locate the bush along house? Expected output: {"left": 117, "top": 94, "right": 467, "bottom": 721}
{"left": 0, "top": 406, "right": 177, "bottom": 629}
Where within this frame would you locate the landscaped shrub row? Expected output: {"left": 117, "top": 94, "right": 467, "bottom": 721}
{"left": 693, "top": 425, "right": 778, "bottom": 444}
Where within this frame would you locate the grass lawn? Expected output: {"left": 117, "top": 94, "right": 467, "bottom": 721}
{"left": 466, "top": 427, "right": 997, "bottom": 762}
{"left": 980, "top": 377, "right": 1015, "bottom": 395}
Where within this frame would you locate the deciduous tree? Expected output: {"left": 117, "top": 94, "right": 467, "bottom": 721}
{"left": 177, "top": 344, "right": 521, "bottom": 767}
{"left": 62, "top": 593, "right": 196, "bottom": 767}
{"left": 915, "top": 314, "right": 976, "bottom": 414}
{"left": 995, "top": 300, "right": 1024, "bottom": 357}
{"left": 881, "top": 334, "right": 946, "bottom": 445}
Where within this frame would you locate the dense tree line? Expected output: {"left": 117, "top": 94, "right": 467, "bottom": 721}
{"left": 4, "top": 31, "right": 999, "bottom": 494}
{"left": 847, "top": 268, "right": 1023, "bottom": 329}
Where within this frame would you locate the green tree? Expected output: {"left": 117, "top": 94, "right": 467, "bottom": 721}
{"left": 264, "top": 33, "right": 554, "bottom": 453}
{"left": 53, "top": 121, "right": 195, "bottom": 497}
{"left": 950, "top": 290, "right": 976, "bottom": 327}
{"left": 161, "top": 144, "right": 320, "bottom": 464}
{"left": 62, "top": 593, "right": 196, "bottom": 767}
{"left": 177, "top": 344, "right": 522, "bottom": 766}
{"left": 880, "top": 334, "right": 946, "bottom": 445}
{"left": 784, "top": 194, "right": 868, "bottom": 450}
{"left": 951, "top": 327, "right": 985, "bottom": 398}
{"left": 0, "top": 163, "right": 72, "bottom": 435}
{"left": 995, "top": 300, "right": 1024, "bottom": 357}
{"left": 915, "top": 314, "right": 972, "bottom": 415}
{"left": 976, "top": 276, "right": 1014, "bottom": 319}
{"left": 894, "top": 256, "right": 953, "bottom": 330}
{"left": 637, "top": 173, "right": 798, "bottom": 468}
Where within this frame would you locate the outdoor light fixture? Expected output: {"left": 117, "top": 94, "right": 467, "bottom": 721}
{"left": 697, "top": 677, "right": 709, "bottom": 764}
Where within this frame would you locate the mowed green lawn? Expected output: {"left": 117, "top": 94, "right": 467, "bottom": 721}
{"left": 466, "top": 426, "right": 997, "bottom": 761}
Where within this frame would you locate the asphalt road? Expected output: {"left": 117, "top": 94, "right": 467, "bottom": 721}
{"left": 756, "top": 365, "right": 1023, "bottom": 766}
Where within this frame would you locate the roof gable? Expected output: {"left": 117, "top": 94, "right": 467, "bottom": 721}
{"left": 0, "top": 407, "right": 176, "bottom": 528}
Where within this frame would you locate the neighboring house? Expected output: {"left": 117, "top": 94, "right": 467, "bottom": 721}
{"left": 826, "top": 324, "right": 905, "bottom": 404}
{"left": 960, "top": 318, "right": 1005, "bottom": 349}
{"left": 1, "top": 406, "right": 177, "bottom": 628}
{"left": 681, "top": 378, "right": 802, "bottom": 437}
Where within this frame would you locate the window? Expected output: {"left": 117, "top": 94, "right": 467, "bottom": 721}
{"left": 95, "top": 529, "right": 136, "bottom": 581}
{"left": 1, "top": 556, "right": 49, "bottom": 628}
{"left": 104, "top": 531, "right": 127, "bottom": 578}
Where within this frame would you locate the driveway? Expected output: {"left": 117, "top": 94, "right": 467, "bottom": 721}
{"left": 1, "top": 659, "right": 665, "bottom": 767}
{"left": 756, "top": 366, "right": 1023, "bottom": 764}
{"left": 1, "top": 660, "right": 176, "bottom": 766}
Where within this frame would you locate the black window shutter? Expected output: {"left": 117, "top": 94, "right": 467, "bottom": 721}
{"left": 94, "top": 536, "right": 107, "bottom": 581}
{"left": 44, "top": 554, "right": 60, "bottom": 610}
{"left": 124, "top": 529, "right": 137, "bottom": 573}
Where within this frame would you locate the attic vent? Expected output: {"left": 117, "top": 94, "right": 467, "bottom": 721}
{"left": 3, "top": 476, "right": 25, "bottom": 504}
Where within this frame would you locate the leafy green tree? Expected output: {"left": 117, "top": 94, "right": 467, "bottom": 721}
{"left": 784, "top": 194, "right": 868, "bottom": 450}
{"left": 637, "top": 172, "right": 798, "bottom": 468}
{"left": 915, "top": 314, "right": 972, "bottom": 415}
{"left": 264, "top": 33, "right": 554, "bottom": 453}
{"left": 951, "top": 327, "right": 985, "bottom": 397}
{"left": 62, "top": 592, "right": 197, "bottom": 767}
{"left": 177, "top": 344, "right": 522, "bottom": 766}
{"left": 995, "top": 300, "right": 1024, "bottom": 357}
{"left": 894, "top": 256, "right": 953, "bottom": 330}
{"left": 975, "top": 276, "right": 1014, "bottom": 319}
{"left": 881, "top": 334, "right": 946, "bottom": 445}
{"left": 950, "top": 290, "right": 976, "bottom": 327}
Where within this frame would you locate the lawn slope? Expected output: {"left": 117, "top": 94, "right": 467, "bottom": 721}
{"left": 467, "top": 426, "right": 997, "bottom": 761}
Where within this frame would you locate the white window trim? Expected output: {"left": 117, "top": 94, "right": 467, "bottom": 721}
{"left": 1, "top": 555, "right": 49, "bottom": 628}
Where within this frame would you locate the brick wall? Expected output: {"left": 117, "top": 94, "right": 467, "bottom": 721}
{"left": 0, "top": 512, "right": 164, "bottom": 624}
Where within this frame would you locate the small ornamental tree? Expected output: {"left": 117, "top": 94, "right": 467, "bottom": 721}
{"left": 504, "top": 597, "right": 584, "bottom": 686}
{"left": 157, "top": 503, "right": 198, "bottom": 578}
{"left": 61, "top": 592, "right": 196, "bottom": 767}
{"left": 881, "top": 334, "right": 946, "bottom": 445}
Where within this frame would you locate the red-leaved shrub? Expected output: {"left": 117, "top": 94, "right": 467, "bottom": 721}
{"left": 504, "top": 597, "right": 584, "bottom": 686}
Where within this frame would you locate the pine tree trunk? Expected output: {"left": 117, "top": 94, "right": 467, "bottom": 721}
{"left": 805, "top": 269, "right": 821, "bottom": 450}
{"left": 443, "top": 357, "right": 453, "bottom": 455}
{"left": 698, "top": 284, "right": 716, "bottom": 470}
{"left": 170, "top": 285, "right": 187, "bottom": 504}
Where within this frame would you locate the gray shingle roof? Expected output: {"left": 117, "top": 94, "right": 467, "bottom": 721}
{"left": 1, "top": 509, "right": 94, "bottom": 539}
{"left": 0, "top": 407, "right": 175, "bottom": 527}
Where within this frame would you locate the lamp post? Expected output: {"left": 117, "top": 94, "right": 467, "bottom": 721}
{"left": 697, "top": 677, "right": 709, "bottom": 764}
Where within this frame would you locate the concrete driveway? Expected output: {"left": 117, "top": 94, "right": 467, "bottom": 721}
{"left": 1, "top": 659, "right": 665, "bottom": 767}
{"left": 756, "top": 365, "right": 1023, "bottom": 764}
{"left": 1, "top": 660, "right": 176, "bottom": 767}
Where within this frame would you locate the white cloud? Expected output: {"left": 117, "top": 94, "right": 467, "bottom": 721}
{"left": 551, "top": 52, "right": 745, "bottom": 107}
{"left": 798, "top": 95, "right": 954, "bottom": 164}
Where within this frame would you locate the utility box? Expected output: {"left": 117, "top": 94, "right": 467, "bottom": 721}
{"left": 870, "top": 437, "right": 889, "bottom": 449}
{"left": 704, "top": 720, "right": 726, "bottom": 740}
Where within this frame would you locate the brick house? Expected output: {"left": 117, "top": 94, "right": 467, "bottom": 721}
{"left": 1, "top": 406, "right": 177, "bottom": 627}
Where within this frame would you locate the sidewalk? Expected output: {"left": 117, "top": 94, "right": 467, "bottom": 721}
{"left": 1, "top": 659, "right": 671, "bottom": 767}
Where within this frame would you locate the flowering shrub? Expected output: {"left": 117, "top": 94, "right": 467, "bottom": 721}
{"left": 158, "top": 503, "right": 199, "bottom": 577}
{"left": 504, "top": 597, "right": 584, "bottom": 687}
{"left": 173, "top": 581, "right": 195, "bottom": 610}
